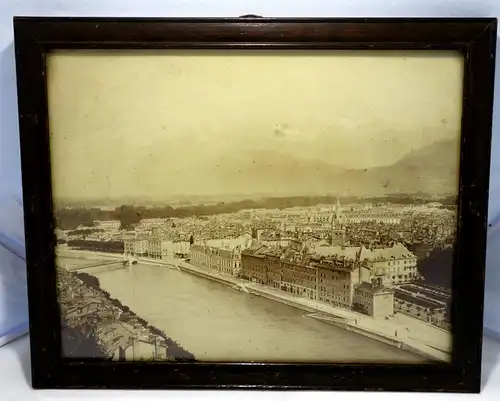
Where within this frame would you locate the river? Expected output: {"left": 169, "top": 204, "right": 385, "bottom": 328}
{"left": 60, "top": 257, "right": 424, "bottom": 363}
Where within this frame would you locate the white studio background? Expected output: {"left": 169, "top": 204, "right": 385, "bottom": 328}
{"left": 0, "top": 0, "right": 499, "bottom": 355}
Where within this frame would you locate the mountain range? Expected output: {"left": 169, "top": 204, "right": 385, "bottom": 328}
{"left": 209, "top": 137, "right": 460, "bottom": 197}
{"left": 55, "top": 137, "right": 460, "bottom": 207}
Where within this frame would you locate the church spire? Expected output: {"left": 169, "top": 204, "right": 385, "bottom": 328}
{"left": 329, "top": 195, "right": 346, "bottom": 246}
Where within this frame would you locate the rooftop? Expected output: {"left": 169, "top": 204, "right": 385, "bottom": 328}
{"left": 204, "top": 234, "right": 253, "bottom": 250}
{"left": 356, "top": 281, "right": 393, "bottom": 294}
{"left": 314, "top": 245, "right": 359, "bottom": 260}
{"left": 394, "top": 289, "right": 444, "bottom": 310}
{"left": 242, "top": 242, "right": 275, "bottom": 258}
{"left": 399, "top": 285, "right": 451, "bottom": 304}
{"left": 359, "top": 243, "right": 415, "bottom": 261}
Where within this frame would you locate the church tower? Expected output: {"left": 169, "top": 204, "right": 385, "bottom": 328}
{"left": 330, "top": 196, "right": 346, "bottom": 246}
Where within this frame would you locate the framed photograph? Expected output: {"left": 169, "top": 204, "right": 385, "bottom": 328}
{"left": 14, "top": 17, "right": 496, "bottom": 392}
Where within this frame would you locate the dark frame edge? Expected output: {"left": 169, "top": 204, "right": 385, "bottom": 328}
{"left": 455, "top": 17, "right": 497, "bottom": 393}
{"left": 11, "top": 16, "right": 498, "bottom": 392}
{"left": 13, "top": 16, "right": 62, "bottom": 390}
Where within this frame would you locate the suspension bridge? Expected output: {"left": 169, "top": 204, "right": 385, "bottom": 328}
{"left": 67, "top": 260, "right": 124, "bottom": 272}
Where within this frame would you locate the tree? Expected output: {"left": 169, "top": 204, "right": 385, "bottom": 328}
{"left": 116, "top": 205, "right": 142, "bottom": 230}
{"left": 75, "top": 272, "right": 101, "bottom": 288}
{"left": 417, "top": 246, "right": 454, "bottom": 288}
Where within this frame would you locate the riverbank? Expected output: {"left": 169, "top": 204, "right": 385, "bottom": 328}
{"left": 175, "top": 261, "right": 451, "bottom": 362}
{"left": 57, "top": 262, "right": 195, "bottom": 361}
{"left": 56, "top": 247, "right": 123, "bottom": 261}
{"left": 57, "top": 248, "right": 451, "bottom": 362}
{"left": 56, "top": 247, "right": 180, "bottom": 269}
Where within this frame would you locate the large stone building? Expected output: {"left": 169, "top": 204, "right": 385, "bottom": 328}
{"left": 139, "top": 218, "right": 168, "bottom": 229}
{"left": 242, "top": 251, "right": 266, "bottom": 283}
{"left": 393, "top": 289, "right": 446, "bottom": 325}
{"left": 148, "top": 227, "right": 174, "bottom": 259}
{"left": 189, "top": 244, "right": 210, "bottom": 268}
{"left": 344, "top": 215, "right": 402, "bottom": 225}
{"left": 122, "top": 228, "right": 189, "bottom": 260}
{"left": 188, "top": 235, "right": 253, "bottom": 276}
{"left": 280, "top": 242, "right": 318, "bottom": 300}
{"left": 239, "top": 242, "right": 279, "bottom": 285}
{"left": 93, "top": 220, "right": 121, "bottom": 231}
{"left": 314, "top": 242, "right": 418, "bottom": 286}
{"left": 393, "top": 283, "right": 449, "bottom": 327}
{"left": 189, "top": 244, "right": 244, "bottom": 276}
{"left": 123, "top": 234, "right": 148, "bottom": 256}
{"left": 240, "top": 234, "right": 420, "bottom": 311}
{"left": 311, "top": 250, "right": 371, "bottom": 309}
{"left": 308, "top": 212, "right": 333, "bottom": 225}
{"left": 352, "top": 278, "right": 394, "bottom": 319}
{"left": 358, "top": 243, "right": 418, "bottom": 285}
{"left": 212, "top": 247, "right": 244, "bottom": 276}
{"left": 241, "top": 240, "right": 374, "bottom": 308}
{"left": 173, "top": 241, "right": 190, "bottom": 257}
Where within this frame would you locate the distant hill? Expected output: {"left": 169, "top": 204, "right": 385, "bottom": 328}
{"left": 207, "top": 139, "right": 460, "bottom": 197}
{"left": 329, "top": 138, "right": 461, "bottom": 196}
{"left": 55, "top": 138, "right": 460, "bottom": 208}
{"left": 208, "top": 150, "right": 345, "bottom": 197}
{"left": 387, "top": 137, "right": 460, "bottom": 193}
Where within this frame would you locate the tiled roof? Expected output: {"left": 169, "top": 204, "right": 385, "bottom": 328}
{"left": 242, "top": 240, "right": 415, "bottom": 270}
{"left": 355, "top": 281, "right": 392, "bottom": 294}
{"left": 281, "top": 247, "right": 311, "bottom": 265}
{"left": 242, "top": 242, "right": 271, "bottom": 257}
{"left": 394, "top": 289, "right": 444, "bottom": 310}
{"left": 216, "top": 248, "right": 237, "bottom": 258}
{"left": 205, "top": 236, "right": 252, "bottom": 250}
{"left": 359, "top": 243, "right": 415, "bottom": 261}
{"left": 399, "top": 285, "right": 450, "bottom": 304}
{"left": 262, "top": 247, "right": 284, "bottom": 258}
{"left": 314, "top": 246, "right": 360, "bottom": 260}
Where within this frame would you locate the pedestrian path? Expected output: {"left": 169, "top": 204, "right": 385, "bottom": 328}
{"left": 178, "top": 261, "right": 452, "bottom": 362}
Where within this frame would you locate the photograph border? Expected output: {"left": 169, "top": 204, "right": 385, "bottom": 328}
{"left": 13, "top": 16, "right": 497, "bottom": 392}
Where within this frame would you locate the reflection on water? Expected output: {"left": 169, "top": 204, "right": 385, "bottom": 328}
{"left": 61, "top": 258, "right": 424, "bottom": 363}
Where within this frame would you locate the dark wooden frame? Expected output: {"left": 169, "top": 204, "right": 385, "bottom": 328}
{"left": 13, "top": 16, "right": 497, "bottom": 392}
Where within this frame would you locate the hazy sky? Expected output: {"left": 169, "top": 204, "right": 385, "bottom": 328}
{"left": 47, "top": 50, "right": 463, "bottom": 200}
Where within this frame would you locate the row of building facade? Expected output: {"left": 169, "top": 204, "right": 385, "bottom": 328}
{"left": 187, "top": 236, "right": 447, "bottom": 327}
{"left": 188, "top": 235, "right": 254, "bottom": 276}
{"left": 308, "top": 213, "right": 402, "bottom": 225}
{"left": 239, "top": 241, "right": 447, "bottom": 326}
{"left": 93, "top": 218, "right": 170, "bottom": 232}
{"left": 123, "top": 227, "right": 190, "bottom": 259}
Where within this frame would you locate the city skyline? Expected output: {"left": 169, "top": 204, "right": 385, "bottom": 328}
{"left": 47, "top": 50, "right": 463, "bottom": 201}
{"left": 56, "top": 195, "right": 456, "bottom": 363}
{"left": 54, "top": 190, "right": 457, "bottom": 210}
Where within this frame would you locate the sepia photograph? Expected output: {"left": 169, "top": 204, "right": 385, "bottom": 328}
{"left": 47, "top": 49, "right": 461, "bottom": 365}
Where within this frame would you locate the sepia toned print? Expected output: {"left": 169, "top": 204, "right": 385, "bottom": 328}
{"left": 48, "top": 50, "right": 462, "bottom": 364}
